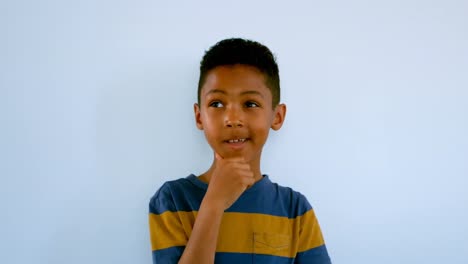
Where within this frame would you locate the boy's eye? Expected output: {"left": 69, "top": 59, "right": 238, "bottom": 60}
{"left": 245, "top": 101, "right": 259, "bottom": 108}
{"left": 209, "top": 101, "right": 224, "bottom": 108}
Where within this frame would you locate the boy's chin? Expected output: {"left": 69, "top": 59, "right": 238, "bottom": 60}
{"left": 214, "top": 151, "right": 241, "bottom": 159}
{"left": 213, "top": 150, "right": 258, "bottom": 162}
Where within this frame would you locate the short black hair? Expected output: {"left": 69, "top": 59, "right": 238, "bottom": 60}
{"left": 198, "top": 38, "right": 280, "bottom": 107}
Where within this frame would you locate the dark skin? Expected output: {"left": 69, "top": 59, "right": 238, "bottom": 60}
{"left": 178, "top": 64, "right": 286, "bottom": 264}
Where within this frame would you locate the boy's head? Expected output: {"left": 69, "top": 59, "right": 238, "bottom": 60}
{"left": 194, "top": 38, "right": 286, "bottom": 162}
{"left": 198, "top": 38, "right": 280, "bottom": 108}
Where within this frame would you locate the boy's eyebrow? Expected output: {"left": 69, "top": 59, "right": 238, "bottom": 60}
{"left": 205, "top": 89, "right": 264, "bottom": 98}
{"left": 240, "top": 90, "right": 264, "bottom": 98}
{"left": 205, "top": 89, "right": 226, "bottom": 96}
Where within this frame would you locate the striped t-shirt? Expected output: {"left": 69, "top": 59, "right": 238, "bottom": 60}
{"left": 149, "top": 174, "right": 331, "bottom": 263}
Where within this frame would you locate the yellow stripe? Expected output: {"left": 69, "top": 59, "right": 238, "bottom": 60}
{"left": 218, "top": 212, "right": 295, "bottom": 257}
{"left": 148, "top": 211, "right": 195, "bottom": 250}
{"left": 296, "top": 209, "right": 326, "bottom": 252}
{"left": 149, "top": 209, "right": 325, "bottom": 257}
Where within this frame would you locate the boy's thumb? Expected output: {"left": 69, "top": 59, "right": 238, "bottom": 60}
{"left": 215, "top": 152, "right": 223, "bottom": 160}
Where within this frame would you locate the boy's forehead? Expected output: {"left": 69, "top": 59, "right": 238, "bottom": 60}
{"left": 201, "top": 65, "right": 271, "bottom": 97}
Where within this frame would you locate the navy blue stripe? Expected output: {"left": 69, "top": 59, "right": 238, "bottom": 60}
{"left": 296, "top": 244, "right": 331, "bottom": 263}
{"left": 152, "top": 246, "right": 184, "bottom": 263}
{"left": 152, "top": 245, "right": 331, "bottom": 263}
{"left": 152, "top": 248, "right": 295, "bottom": 264}
{"left": 149, "top": 175, "right": 313, "bottom": 218}
{"left": 215, "top": 252, "right": 295, "bottom": 264}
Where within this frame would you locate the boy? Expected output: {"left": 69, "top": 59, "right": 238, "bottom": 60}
{"left": 149, "top": 38, "right": 331, "bottom": 263}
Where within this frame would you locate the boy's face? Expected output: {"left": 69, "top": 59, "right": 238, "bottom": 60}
{"left": 194, "top": 65, "right": 286, "bottom": 162}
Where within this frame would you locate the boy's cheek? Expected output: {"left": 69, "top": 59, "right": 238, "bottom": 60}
{"left": 203, "top": 133, "right": 222, "bottom": 150}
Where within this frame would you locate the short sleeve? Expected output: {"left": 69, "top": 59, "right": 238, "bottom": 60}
{"left": 148, "top": 183, "right": 187, "bottom": 263}
{"left": 294, "top": 197, "right": 332, "bottom": 263}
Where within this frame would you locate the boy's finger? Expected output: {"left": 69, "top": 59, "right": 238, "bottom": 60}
{"left": 215, "top": 152, "right": 223, "bottom": 160}
{"left": 225, "top": 156, "right": 247, "bottom": 163}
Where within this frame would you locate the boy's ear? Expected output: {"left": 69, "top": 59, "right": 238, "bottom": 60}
{"left": 271, "top": 103, "right": 286, "bottom": 131}
{"left": 194, "top": 103, "right": 204, "bottom": 130}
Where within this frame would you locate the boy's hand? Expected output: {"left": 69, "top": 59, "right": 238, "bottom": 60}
{"left": 204, "top": 152, "right": 255, "bottom": 211}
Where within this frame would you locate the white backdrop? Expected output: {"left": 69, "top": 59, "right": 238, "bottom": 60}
{"left": 1, "top": 0, "right": 467, "bottom": 263}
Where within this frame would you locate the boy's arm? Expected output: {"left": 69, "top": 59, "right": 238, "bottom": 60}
{"left": 178, "top": 154, "right": 254, "bottom": 264}
{"left": 176, "top": 194, "right": 224, "bottom": 263}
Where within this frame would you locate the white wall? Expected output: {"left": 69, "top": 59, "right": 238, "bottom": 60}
{"left": 1, "top": 0, "right": 467, "bottom": 263}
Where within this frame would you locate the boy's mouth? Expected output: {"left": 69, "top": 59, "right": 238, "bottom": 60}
{"left": 226, "top": 138, "right": 248, "bottom": 143}
{"left": 223, "top": 138, "right": 250, "bottom": 149}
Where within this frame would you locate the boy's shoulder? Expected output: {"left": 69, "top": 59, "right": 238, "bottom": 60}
{"left": 267, "top": 177, "right": 306, "bottom": 197}
{"left": 149, "top": 175, "right": 205, "bottom": 214}
{"left": 262, "top": 177, "right": 314, "bottom": 216}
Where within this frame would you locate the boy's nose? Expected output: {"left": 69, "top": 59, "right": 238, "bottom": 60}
{"left": 224, "top": 107, "right": 243, "bottom": 128}
{"left": 225, "top": 119, "right": 243, "bottom": 128}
